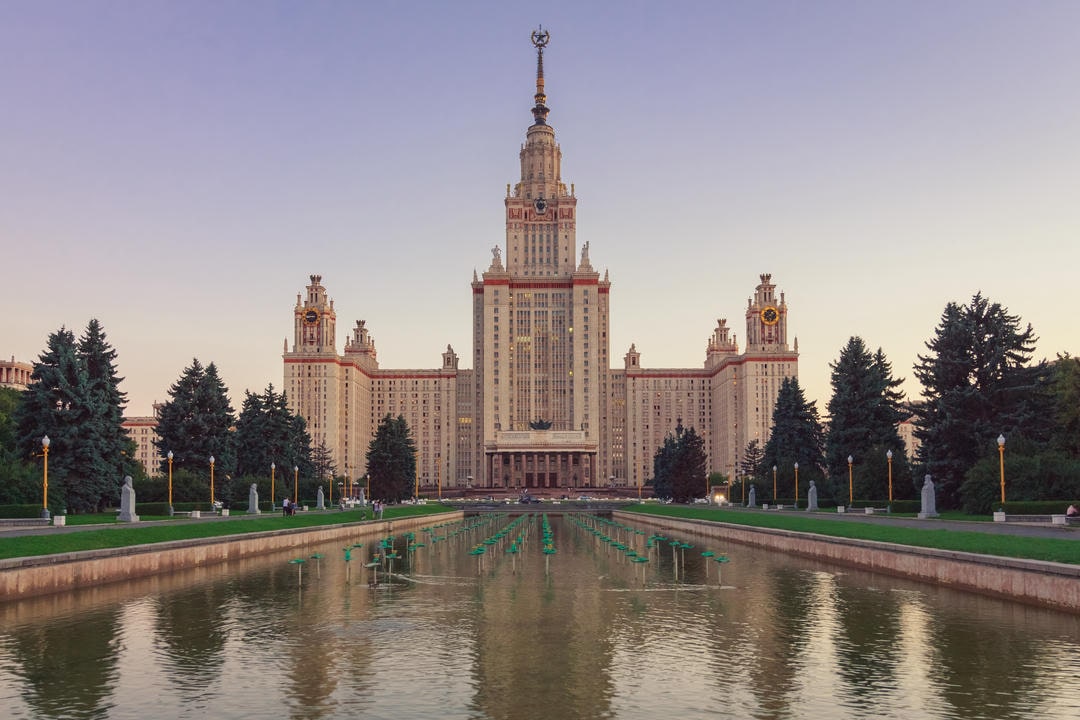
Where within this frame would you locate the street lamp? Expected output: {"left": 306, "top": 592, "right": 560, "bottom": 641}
{"left": 998, "top": 434, "right": 1006, "bottom": 504}
{"left": 772, "top": 465, "right": 777, "bottom": 501}
{"left": 886, "top": 449, "right": 894, "bottom": 504}
{"left": 167, "top": 451, "right": 174, "bottom": 514}
{"left": 271, "top": 462, "right": 276, "bottom": 509}
{"left": 294, "top": 465, "right": 299, "bottom": 504}
{"left": 209, "top": 455, "right": 215, "bottom": 505}
{"left": 794, "top": 462, "right": 799, "bottom": 505}
{"left": 41, "top": 436, "right": 50, "bottom": 519}
{"left": 847, "top": 455, "right": 853, "bottom": 507}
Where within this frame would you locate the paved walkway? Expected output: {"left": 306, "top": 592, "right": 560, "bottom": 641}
{"left": 728, "top": 506, "right": 1079, "bottom": 541}
{"left": 0, "top": 507, "right": 369, "bottom": 539}
{"left": 2, "top": 506, "right": 1076, "bottom": 541}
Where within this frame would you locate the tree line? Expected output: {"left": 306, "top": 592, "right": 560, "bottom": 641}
{"left": 0, "top": 318, "right": 424, "bottom": 513}
{"left": 652, "top": 292, "right": 1080, "bottom": 512}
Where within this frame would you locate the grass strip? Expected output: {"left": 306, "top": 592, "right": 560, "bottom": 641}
{"left": 0, "top": 505, "right": 456, "bottom": 561}
{"left": 622, "top": 505, "right": 1080, "bottom": 565}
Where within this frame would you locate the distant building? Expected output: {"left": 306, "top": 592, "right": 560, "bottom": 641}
{"left": 283, "top": 32, "right": 799, "bottom": 493}
{"left": 897, "top": 414, "right": 920, "bottom": 461}
{"left": 0, "top": 357, "right": 33, "bottom": 391}
{"left": 122, "top": 404, "right": 162, "bottom": 476}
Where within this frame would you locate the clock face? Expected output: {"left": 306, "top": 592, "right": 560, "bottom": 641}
{"left": 761, "top": 306, "right": 780, "bottom": 326}
{"left": 534, "top": 198, "right": 547, "bottom": 213}
{"left": 303, "top": 309, "right": 319, "bottom": 325}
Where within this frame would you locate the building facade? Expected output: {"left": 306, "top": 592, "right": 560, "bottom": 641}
{"left": 0, "top": 357, "right": 33, "bottom": 391}
{"left": 284, "top": 31, "right": 798, "bottom": 494}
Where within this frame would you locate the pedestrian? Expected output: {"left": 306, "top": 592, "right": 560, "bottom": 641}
{"left": 282, "top": 497, "right": 291, "bottom": 518}
{"left": 1068, "top": 504, "right": 1078, "bottom": 517}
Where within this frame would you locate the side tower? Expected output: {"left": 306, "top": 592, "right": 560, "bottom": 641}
{"left": 711, "top": 273, "right": 799, "bottom": 479}
{"left": 284, "top": 275, "right": 344, "bottom": 470}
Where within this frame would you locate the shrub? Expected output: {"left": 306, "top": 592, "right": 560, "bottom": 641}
{"left": 0, "top": 504, "right": 44, "bottom": 518}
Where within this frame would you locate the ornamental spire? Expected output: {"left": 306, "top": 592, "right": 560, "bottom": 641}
{"left": 530, "top": 26, "right": 551, "bottom": 125}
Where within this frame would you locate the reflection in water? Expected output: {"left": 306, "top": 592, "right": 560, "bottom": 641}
{"left": 0, "top": 514, "right": 1078, "bottom": 720}
{"left": 3, "top": 606, "right": 121, "bottom": 718}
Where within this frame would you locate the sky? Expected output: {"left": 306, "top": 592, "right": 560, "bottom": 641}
{"left": 3, "top": 1, "right": 1079, "bottom": 418}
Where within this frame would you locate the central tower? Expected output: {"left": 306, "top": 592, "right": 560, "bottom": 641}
{"left": 471, "top": 28, "right": 612, "bottom": 490}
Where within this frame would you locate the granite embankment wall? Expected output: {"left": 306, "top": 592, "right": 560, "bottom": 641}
{"left": 615, "top": 512, "right": 1080, "bottom": 612}
{"left": 0, "top": 513, "right": 462, "bottom": 602}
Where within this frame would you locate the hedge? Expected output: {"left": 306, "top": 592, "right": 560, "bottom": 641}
{"left": 1000, "top": 500, "right": 1079, "bottom": 515}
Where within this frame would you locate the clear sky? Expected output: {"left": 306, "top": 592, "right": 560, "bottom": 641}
{"left": 3, "top": 1, "right": 1078, "bottom": 418}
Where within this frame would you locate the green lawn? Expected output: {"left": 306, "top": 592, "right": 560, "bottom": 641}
{"left": 0, "top": 504, "right": 457, "bottom": 561}
{"left": 621, "top": 504, "right": 1080, "bottom": 565}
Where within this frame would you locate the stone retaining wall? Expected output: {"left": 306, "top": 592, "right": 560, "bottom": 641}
{"left": 0, "top": 513, "right": 462, "bottom": 602}
{"left": 615, "top": 512, "right": 1080, "bottom": 612}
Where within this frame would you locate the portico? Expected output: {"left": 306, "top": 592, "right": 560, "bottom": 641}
{"left": 484, "top": 430, "right": 597, "bottom": 490}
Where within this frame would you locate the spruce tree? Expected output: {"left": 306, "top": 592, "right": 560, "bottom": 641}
{"left": 762, "top": 377, "right": 826, "bottom": 502}
{"left": 366, "top": 414, "right": 416, "bottom": 502}
{"left": 650, "top": 434, "right": 678, "bottom": 500}
{"left": 14, "top": 328, "right": 92, "bottom": 512}
{"left": 235, "top": 385, "right": 313, "bottom": 480}
{"left": 825, "top": 338, "right": 911, "bottom": 501}
{"left": 154, "top": 359, "right": 236, "bottom": 484}
{"left": 913, "top": 293, "right": 1050, "bottom": 509}
{"left": 670, "top": 425, "right": 708, "bottom": 503}
{"left": 77, "top": 319, "right": 134, "bottom": 506}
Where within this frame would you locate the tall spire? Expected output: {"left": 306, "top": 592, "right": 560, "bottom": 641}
{"left": 530, "top": 26, "right": 551, "bottom": 125}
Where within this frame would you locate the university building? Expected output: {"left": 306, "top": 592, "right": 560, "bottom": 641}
{"left": 284, "top": 31, "right": 798, "bottom": 495}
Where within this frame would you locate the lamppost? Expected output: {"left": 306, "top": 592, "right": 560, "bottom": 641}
{"left": 793, "top": 462, "right": 799, "bottom": 505}
{"left": 344, "top": 462, "right": 350, "bottom": 499}
{"left": 365, "top": 473, "right": 371, "bottom": 499}
{"left": 41, "top": 436, "right": 50, "bottom": 519}
{"left": 437, "top": 462, "right": 442, "bottom": 500}
{"left": 998, "top": 434, "right": 1006, "bottom": 504}
{"left": 772, "top": 465, "right": 777, "bottom": 502}
{"left": 293, "top": 465, "right": 299, "bottom": 505}
{"left": 886, "top": 449, "right": 894, "bottom": 504}
{"left": 847, "top": 455, "right": 853, "bottom": 507}
{"left": 271, "top": 462, "right": 276, "bottom": 510}
{"left": 167, "top": 451, "right": 174, "bottom": 514}
{"left": 209, "top": 455, "right": 215, "bottom": 505}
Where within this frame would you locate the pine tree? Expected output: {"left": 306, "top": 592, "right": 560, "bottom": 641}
{"left": 913, "top": 293, "right": 1050, "bottom": 509}
{"left": 366, "top": 414, "right": 416, "bottom": 502}
{"left": 762, "top": 377, "right": 826, "bottom": 502}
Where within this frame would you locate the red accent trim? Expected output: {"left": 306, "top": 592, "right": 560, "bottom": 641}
{"left": 284, "top": 357, "right": 458, "bottom": 382}
{"left": 626, "top": 355, "right": 798, "bottom": 381}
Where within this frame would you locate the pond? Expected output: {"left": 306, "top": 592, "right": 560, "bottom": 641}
{"left": 1, "top": 513, "right": 1078, "bottom": 719}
